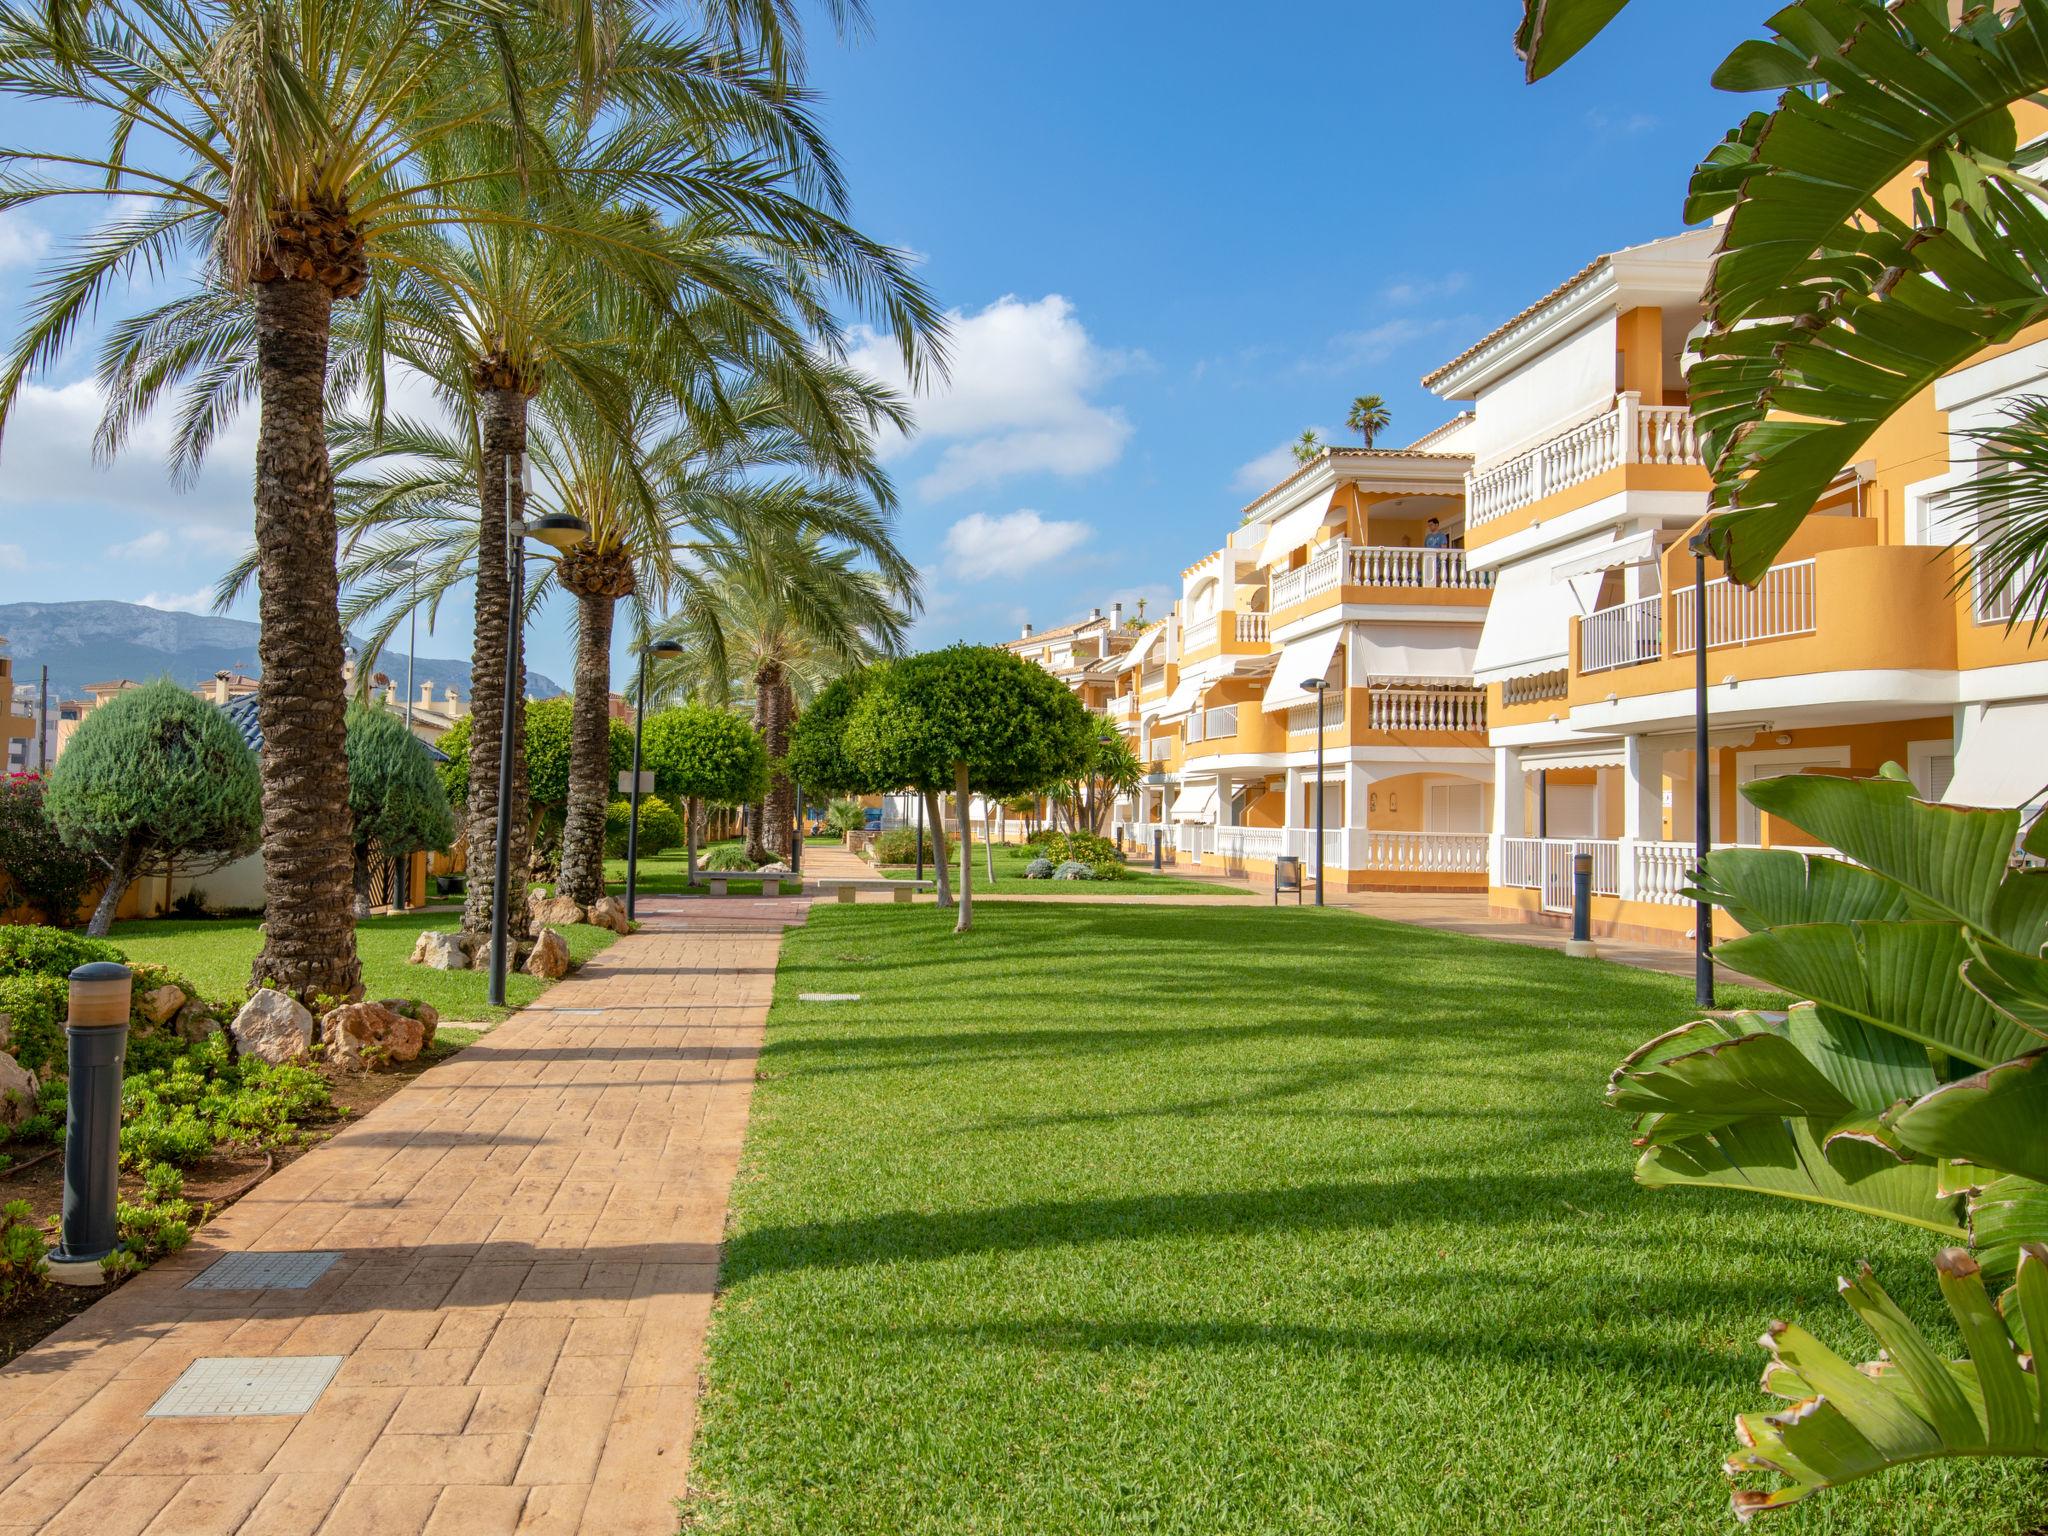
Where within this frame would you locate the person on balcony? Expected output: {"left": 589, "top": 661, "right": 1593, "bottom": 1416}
{"left": 1423, "top": 517, "right": 1451, "bottom": 549}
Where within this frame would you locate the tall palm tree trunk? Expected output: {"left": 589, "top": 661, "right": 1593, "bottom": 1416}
{"left": 557, "top": 588, "right": 616, "bottom": 905}
{"left": 748, "top": 661, "right": 791, "bottom": 862}
{"left": 249, "top": 277, "right": 362, "bottom": 1004}
{"left": 463, "top": 385, "right": 533, "bottom": 949}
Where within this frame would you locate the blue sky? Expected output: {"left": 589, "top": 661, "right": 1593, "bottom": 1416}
{"left": 0, "top": 0, "right": 1758, "bottom": 685}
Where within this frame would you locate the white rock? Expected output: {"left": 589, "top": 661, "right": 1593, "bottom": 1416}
{"left": 139, "top": 984, "right": 187, "bottom": 1025}
{"left": 539, "top": 895, "right": 586, "bottom": 928}
{"left": 0, "top": 1052, "right": 35, "bottom": 1128}
{"left": 523, "top": 928, "right": 570, "bottom": 980}
{"left": 754, "top": 861, "right": 792, "bottom": 876}
{"left": 410, "top": 930, "right": 471, "bottom": 970}
{"left": 229, "top": 989, "right": 315, "bottom": 1065}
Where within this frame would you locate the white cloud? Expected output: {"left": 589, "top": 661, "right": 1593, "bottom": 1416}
{"left": 1233, "top": 429, "right": 1333, "bottom": 494}
{"left": 138, "top": 586, "right": 216, "bottom": 614}
{"left": 0, "top": 543, "right": 27, "bottom": 570}
{"left": 1381, "top": 273, "right": 1469, "bottom": 308}
{"left": 109, "top": 529, "right": 172, "bottom": 559}
{"left": 0, "top": 219, "right": 49, "bottom": 271}
{"left": 846, "top": 294, "right": 1134, "bottom": 500}
{"left": 942, "top": 509, "right": 1092, "bottom": 581}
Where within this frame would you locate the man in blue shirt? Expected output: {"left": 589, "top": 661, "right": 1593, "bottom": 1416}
{"left": 1422, "top": 517, "right": 1451, "bottom": 549}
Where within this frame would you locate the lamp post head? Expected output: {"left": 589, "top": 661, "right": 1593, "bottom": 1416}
{"left": 1301, "top": 677, "right": 1330, "bottom": 693}
{"left": 527, "top": 512, "right": 589, "bottom": 551}
{"left": 647, "top": 638, "right": 686, "bottom": 660}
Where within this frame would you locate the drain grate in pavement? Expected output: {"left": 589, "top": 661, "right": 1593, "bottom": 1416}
{"left": 147, "top": 1356, "right": 343, "bottom": 1417}
{"left": 186, "top": 1251, "right": 340, "bottom": 1291}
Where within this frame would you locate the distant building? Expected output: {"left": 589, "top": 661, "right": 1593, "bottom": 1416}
{"left": 0, "top": 641, "right": 34, "bottom": 774}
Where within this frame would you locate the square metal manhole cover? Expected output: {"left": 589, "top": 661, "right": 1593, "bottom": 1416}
{"left": 147, "top": 1356, "right": 343, "bottom": 1418}
{"left": 186, "top": 1251, "right": 340, "bottom": 1291}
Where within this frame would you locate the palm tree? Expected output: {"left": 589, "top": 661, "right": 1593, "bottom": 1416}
{"left": 1290, "top": 429, "right": 1324, "bottom": 465}
{"left": 651, "top": 532, "right": 916, "bottom": 863}
{"left": 0, "top": 0, "right": 578, "bottom": 1002}
{"left": 1347, "top": 394, "right": 1391, "bottom": 448}
{"left": 132, "top": 59, "right": 943, "bottom": 950}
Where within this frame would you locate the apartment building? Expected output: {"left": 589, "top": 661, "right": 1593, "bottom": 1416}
{"left": 1097, "top": 432, "right": 1499, "bottom": 890}
{"left": 0, "top": 644, "right": 34, "bottom": 773}
{"left": 1424, "top": 228, "right": 2048, "bottom": 944}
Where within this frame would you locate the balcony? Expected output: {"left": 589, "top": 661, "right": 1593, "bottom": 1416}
{"left": 1122, "top": 823, "right": 1488, "bottom": 878}
{"left": 1499, "top": 837, "right": 1838, "bottom": 912}
{"left": 1367, "top": 686, "right": 1486, "bottom": 733}
{"left": 1466, "top": 394, "right": 1703, "bottom": 531}
{"left": 1270, "top": 541, "right": 1492, "bottom": 612}
{"left": 1180, "top": 610, "right": 1273, "bottom": 657}
{"left": 1580, "top": 595, "right": 1663, "bottom": 674}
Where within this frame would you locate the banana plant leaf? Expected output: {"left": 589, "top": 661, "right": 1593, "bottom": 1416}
{"left": 1967, "top": 1175, "right": 2048, "bottom": 1273}
{"left": 1635, "top": 1115, "right": 1966, "bottom": 1238}
{"left": 1688, "top": 846, "right": 1914, "bottom": 934}
{"left": 1513, "top": 0, "right": 1633, "bottom": 81}
{"left": 1725, "top": 1246, "right": 2048, "bottom": 1518}
{"left": 1889, "top": 1051, "right": 2048, "bottom": 1184}
{"left": 1712, "top": 921, "right": 2045, "bottom": 1070}
{"left": 1963, "top": 937, "right": 2048, "bottom": 1037}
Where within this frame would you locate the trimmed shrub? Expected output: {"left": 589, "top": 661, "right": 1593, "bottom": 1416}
{"left": 0, "top": 778, "right": 93, "bottom": 926}
{"left": 703, "top": 844, "right": 754, "bottom": 873}
{"left": 0, "top": 974, "right": 65, "bottom": 1072}
{"left": 1022, "top": 857, "right": 1054, "bottom": 880}
{"left": 872, "top": 827, "right": 921, "bottom": 865}
{"left": 0, "top": 1200, "right": 46, "bottom": 1304}
{"left": 1087, "top": 859, "right": 1133, "bottom": 881}
{"left": 1043, "top": 831, "right": 1122, "bottom": 868}
{"left": 1052, "top": 861, "right": 1092, "bottom": 881}
{"left": 604, "top": 796, "right": 683, "bottom": 859}
{"left": 1023, "top": 828, "right": 1058, "bottom": 846}
{"left": 0, "top": 926, "right": 122, "bottom": 978}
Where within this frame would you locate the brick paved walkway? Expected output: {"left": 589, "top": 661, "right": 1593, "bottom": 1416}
{"left": 0, "top": 896, "right": 806, "bottom": 1535}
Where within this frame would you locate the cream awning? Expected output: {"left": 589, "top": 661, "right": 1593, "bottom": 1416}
{"left": 1551, "top": 530, "right": 1661, "bottom": 583}
{"left": 1256, "top": 496, "right": 1341, "bottom": 568}
{"left": 1944, "top": 701, "right": 2048, "bottom": 809}
{"left": 1520, "top": 741, "right": 1628, "bottom": 773}
{"left": 1262, "top": 628, "right": 1344, "bottom": 713}
{"left": 1146, "top": 677, "right": 1203, "bottom": 722}
{"left": 1471, "top": 560, "right": 1582, "bottom": 683}
{"left": 1170, "top": 782, "right": 1218, "bottom": 822}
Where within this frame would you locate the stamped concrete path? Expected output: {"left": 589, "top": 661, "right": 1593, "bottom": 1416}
{"left": 0, "top": 894, "right": 810, "bottom": 1535}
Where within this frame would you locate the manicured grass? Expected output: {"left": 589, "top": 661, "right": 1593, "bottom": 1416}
{"left": 689, "top": 904, "right": 2048, "bottom": 1535}
{"left": 600, "top": 847, "right": 783, "bottom": 897}
{"left": 881, "top": 842, "right": 1233, "bottom": 895}
{"left": 108, "top": 910, "right": 620, "bottom": 1022}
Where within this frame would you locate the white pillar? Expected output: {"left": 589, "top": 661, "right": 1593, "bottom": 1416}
{"left": 1618, "top": 735, "right": 1662, "bottom": 899}
{"left": 1489, "top": 745, "right": 1523, "bottom": 884}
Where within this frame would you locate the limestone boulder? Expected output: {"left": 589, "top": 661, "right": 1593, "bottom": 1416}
{"left": 527, "top": 887, "right": 549, "bottom": 926}
{"left": 410, "top": 930, "right": 471, "bottom": 970}
{"left": 0, "top": 1052, "right": 35, "bottom": 1128}
{"left": 755, "top": 861, "right": 792, "bottom": 876}
{"left": 230, "top": 989, "right": 315, "bottom": 1065}
{"left": 322, "top": 1001, "right": 426, "bottom": 1071}
{"left": 173, "top": 1001, "right": 223, "bottom": 1044}
{"left": 375, "top": 998, "right": 440, "bottom": 1049}
{"left": 586, "top": 896, "right": 630, "bottom": 935}
{"left": 139, "top": 984, "right": 188, "bottom": 1026}
{"left": 524, "top": 927, "right": 570, "bottom": 980}
{"left": 539, "top": 894, "right": 586, "bottom": 928}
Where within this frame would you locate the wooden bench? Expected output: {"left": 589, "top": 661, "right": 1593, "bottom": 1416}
{"left": 812, "top": 877, "right": 935, "bottom": 905}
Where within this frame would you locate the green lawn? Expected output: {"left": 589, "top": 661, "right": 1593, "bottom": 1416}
{"left": 108, "top": 910, "right": 620, "bottom": 1022}
{"left": 688, "top": 904, "right": 2048, "bottom": 1535}
{"left": 880, "top": 841, "right": 1233, "bottom": 895}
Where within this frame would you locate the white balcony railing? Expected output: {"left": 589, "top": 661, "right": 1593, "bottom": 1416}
{"left": 1358, "top": 830, "right": 1488, "bottom": 876}
{"left": 1632, "top": 841, "right": 1698, "bottom": 907}
{"left": 1499, "top": 837, "right": 1621, "bottom": 914}
{"left": 1235, "top": 612, "right": 1270, "bottom": 644}
{"left": 1500, "top": 669, "right": 1568, "bottom": 708}
{"left": 1202, "top": 703, "right": 1238, "bottom": 740}
{"left": 1466, "top": 394, "right": 1703, "bottom": 528}
{"left": 1271, "top": 541, "right": 1494, "bottom": 610}
{"left": 1580, "top": 595, "right": 1663, "bottom": 673}
{"left": 1286, "top": 696, "right": 1346, "bottom": 734}
{"left": 1672, "top": 559, "right": 1816, "bottom": 653}
{"left": 1367, "top": 687, "right": 1486, "bottom": 733}
{"left": 1182, "top": 615, "right": 1219, "bottom": 653}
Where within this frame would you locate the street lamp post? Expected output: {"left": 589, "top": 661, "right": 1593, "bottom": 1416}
{"left": 625, "top": 637, "right": 686, "bottom": 920}
{"left": 1303, "top": 676, "right": 1330, "bottom": 907}
{"left": 486, "top": 454, "right": 588, "bottom": 1009}
{"left": 404, "top": 562, "right": 418, "bottom": 737}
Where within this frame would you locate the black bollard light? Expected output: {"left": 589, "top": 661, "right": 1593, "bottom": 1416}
{"left": 1565, "top": 851, "right": 1598, "bottom": 959}
{"left": 1153, "top": 829, "right": 1163, "bottom": 871}
{"left": 47, "top": 961, "right": 132, "bottom": 1285}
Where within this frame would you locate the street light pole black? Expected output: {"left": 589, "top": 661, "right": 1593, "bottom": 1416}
{"left": 625, "top": 637, "right": 685, "bottom": 921}
{"left": 1304, "top": 676, "right": 1329, "bottom": 907}
{"left": 1690, "top": 535, "right": 1716, "bottom": 1010}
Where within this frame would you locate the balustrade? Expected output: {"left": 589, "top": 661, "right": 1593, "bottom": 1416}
{"left": 1367, "top": 688, "right": 1485, "bottom": 733}
{"left": 1465, "top": 394, "right": 1704, "bottom": 528}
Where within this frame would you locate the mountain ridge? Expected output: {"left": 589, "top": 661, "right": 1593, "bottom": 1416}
{"left": 0, "top": 600, "right": 563, "bottom": 700}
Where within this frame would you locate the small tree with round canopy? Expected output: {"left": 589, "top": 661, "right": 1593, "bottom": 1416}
{"left": 345, "top": 703, "right": 457, "bottom": 918}
{"left": 845, "top": 646, "right": 1093, "bottom": 932}
{"left": 640, "top": 705, "right": 768, "bottom": 882}
{"left": 44, "top": 681, "right": 262, "bottom": 938}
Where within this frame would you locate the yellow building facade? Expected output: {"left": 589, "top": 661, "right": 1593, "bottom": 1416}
{"left": 1422, "top": 229, "right": 2048, "bottom": 944}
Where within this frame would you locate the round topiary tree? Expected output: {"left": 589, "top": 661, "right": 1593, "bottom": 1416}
{"left": 436, "top": 699, "right": 628, "bottom": 891}
{"left": 640, "top": 705, "right": 768, "bottom": 882}
{"left": 845, "top": 645, "right": 1094, "bottom": 932}
{"left": 604, "top": 794, "right": 682, "bottom": 858}
{"left": 345, "top": 703, "right": 458, "bottom": 917}
{"left": 44, "top": 680, "right": 263, "bottom": 935}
